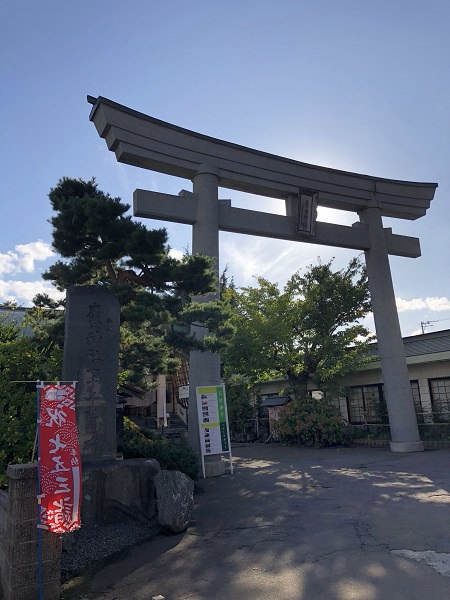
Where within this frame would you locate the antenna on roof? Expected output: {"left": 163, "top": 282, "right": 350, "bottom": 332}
{"left": 420, "top": 320, "right": 437, "bottom": 334}
{"left": 420, "top": 319, "right": 450, "bottom": 334}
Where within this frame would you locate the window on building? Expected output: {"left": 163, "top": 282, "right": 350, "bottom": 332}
{"left": 429, "top": 378, "right": 450, "bottom": 422}
{"left": 410, "top": 380, "right": 424, "bottom": 423}
{"left": 346, "top": 384, "right": 386, "bottom": 424}
{"left": 327, "top": 395, "right": 342, "bottom": 415}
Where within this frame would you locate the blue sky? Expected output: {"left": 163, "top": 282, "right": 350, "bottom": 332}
{"left": 1, "top": 0, "right": 449, "bottom": 336}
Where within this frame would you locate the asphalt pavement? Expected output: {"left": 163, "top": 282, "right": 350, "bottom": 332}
{"left": 64, "top": 443, "right": 450, "bottom": 600}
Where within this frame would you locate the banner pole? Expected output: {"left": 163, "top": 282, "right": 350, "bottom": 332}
{"left": 222, "top": 385, "right": 234, "bottom": 475}
{"left": 31, "top": 425, "right": 38, "bottom": 464}
{"left": 36, "top": 381, "right": 44, "bottom": 600}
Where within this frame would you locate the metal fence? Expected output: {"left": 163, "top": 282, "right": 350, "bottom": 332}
{"left": 350, "top": 421, "right": 450, "bottom": 441}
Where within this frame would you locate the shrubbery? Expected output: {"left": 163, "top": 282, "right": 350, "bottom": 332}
{"left": 121, "top": 417, "right": 199, "bottom": 480}
{"left": 0, "top": 314, "right": 61, "bottom": 488}
{"left": 0, "top": 383, "right": 37, "bottom": 488}
{"left": 273, "top": 397, "right": 351, "bottom": 447}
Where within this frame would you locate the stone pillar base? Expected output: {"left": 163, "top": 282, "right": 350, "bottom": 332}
{"left": 204, "top": 458, "right": 226, "bottom": 478}
{"left": 390, "top": 441, "right": 424, "bottom": 453}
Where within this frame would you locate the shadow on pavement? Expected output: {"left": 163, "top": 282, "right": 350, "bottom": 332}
{"left": 66, "top": 444, "right": 450, "bottom": 600}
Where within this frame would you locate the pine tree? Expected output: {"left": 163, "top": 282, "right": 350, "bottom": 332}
{"left": 39, "top": 177, "right": 232, "bottom": 386}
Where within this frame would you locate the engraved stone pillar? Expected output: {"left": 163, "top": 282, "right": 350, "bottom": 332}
{"left": 360, "top": 207, "right": 423, "bottom": 452}
{"left": 62, "top": 286, "right": 120, "bottom": 464}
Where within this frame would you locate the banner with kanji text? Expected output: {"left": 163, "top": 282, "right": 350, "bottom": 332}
{"left": 38, "top": 383, "right": 82, "bottom": 533}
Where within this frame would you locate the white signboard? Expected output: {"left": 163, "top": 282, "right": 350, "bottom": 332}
{"left": 196, "top": 385, "right": 233, "bottom": 477}
{"left": 178, "top": 385, "right": 189, "bottom": 400}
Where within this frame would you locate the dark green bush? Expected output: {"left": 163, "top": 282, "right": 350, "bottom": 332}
{"left": 273, "top": 396, "right": 351, "bottom": 447}
{"left": 349, "top": 425, "right": 391, "bottom": 440}
{"left": 0, "top": 314, "right": 61, "bottom": 488}
{"left": 418, "top": 423, "right": 450, "bottom": 441}
{"left": 121, "top": 417, "right": 199, "bottom": 479}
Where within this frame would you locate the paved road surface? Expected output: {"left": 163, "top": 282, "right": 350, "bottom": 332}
{"left": 67, "top": 444, "right": 450, "bottom": 599}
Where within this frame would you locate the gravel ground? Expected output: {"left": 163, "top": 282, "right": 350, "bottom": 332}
{"left": 61, "top": 520, "right": 159, "bottom": 583}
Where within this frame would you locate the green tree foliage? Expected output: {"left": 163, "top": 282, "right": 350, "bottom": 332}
{"left": 222, "top": 258, "right": 373, "bottom": 398}
{"left": 224, "top": 375, "right": 255, "bottom": 441}
{"left": 0, "top": 313, "right": 61, "bottom": 487}
{"left": 40, "top": 177, "right": 233, "bottom": 386}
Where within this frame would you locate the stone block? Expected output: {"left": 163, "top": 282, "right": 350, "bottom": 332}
{"left": 5, "top": 540, "right": 38, "bottom": 566}
{"left": 103, "top": 458, "right": 160, "bottom": 522}
{"left": 7, "top": 496, "right": 37, "bottom": 522}
{"left": 6, "top": 463, "right": 36, "bottom": 482}
{"left": 155, "top": 470, "right": 194, "bottom": 533}
{"left": 1, "top": 465, "right": 63, "bottom": 600}
{"left": 0, "top": 489, "right": 8, "bottom": 531}
{"left": 204, "top": 458, "right": 226, "bottom": 477}
{"left": 5, "top": 517, "right": 37, "bottom": 541}
{"left": 81, "top": 458, "right": 161, "bottom": 526}
{"left": 7, "top": 474, "right": 37, "bottom": 501}
{"left": 3, "top": 580, "right": 61, "bottom": 600}
{"left": 5, "top": 533, "right": 62, "bottom": 565}
{"left": 3, "top": 555, "right": 61, "bottom": 589}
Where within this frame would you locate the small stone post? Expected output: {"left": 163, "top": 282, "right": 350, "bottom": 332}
{"left": 2, "top": 464, "right": 62, "bottom": 600}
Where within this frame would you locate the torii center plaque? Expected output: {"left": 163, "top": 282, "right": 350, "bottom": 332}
{"left": 88, "top": 95, "right": 437, "bottom": 454}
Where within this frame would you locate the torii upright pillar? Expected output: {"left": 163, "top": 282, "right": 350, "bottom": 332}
{"left": 360, "top": 206, "right": 423, "bottom": 451}
{"left": 188, "top": 166, "right": 222, "bottom": 465}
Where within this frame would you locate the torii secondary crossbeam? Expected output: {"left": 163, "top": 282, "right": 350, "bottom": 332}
{"left": 88, "top": 95, "right": 437, "bottom": 456}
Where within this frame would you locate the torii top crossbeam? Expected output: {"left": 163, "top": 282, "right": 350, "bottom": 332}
{"left": 88, "top": 95, "right": 437, "bottom": 221}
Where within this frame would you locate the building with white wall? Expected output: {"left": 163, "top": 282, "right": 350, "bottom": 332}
{"left": 257, "top": 328, "right": 450, "bottom": 427}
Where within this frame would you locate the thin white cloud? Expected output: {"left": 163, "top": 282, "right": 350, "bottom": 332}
{"left": 220, "top": 233, "right": 356, "bottom": 288}
{"left": 168, "top": 248, "right": 184, "bottom": 260}
{"left": 0, "top": 241, "right": 54, "bottom": 275}
{"left": 0, "top": 280, "right": 64, "bottom": 307}
{"left": 0, "top": 253, "right": 17, "bottom": 275}
{"left": 396, "top": 297, "right": 450, "bottom": 312}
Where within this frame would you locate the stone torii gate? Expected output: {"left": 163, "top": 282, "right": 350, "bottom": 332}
{"left": 88, "top": 95, "right": 437, "bottom": 455}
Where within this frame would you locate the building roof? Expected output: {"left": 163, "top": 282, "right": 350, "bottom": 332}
{"left": 367, "top": 328, "right": 450, "bottom": 359}
{"left": 0, "top": 305, "right": 33, "bottom": 336}
{"left": 260, "top": 396, "right": 290, "bottom": 408}
{"left": 360, "top": 328, "right": 450, "bottom": 372}
{"left": 402, "top": 329, "right": 450, "bottom": 356}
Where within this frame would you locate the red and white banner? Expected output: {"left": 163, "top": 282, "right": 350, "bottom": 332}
{"left": 38, "top": 383, "right": 82, "bottom": 533}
